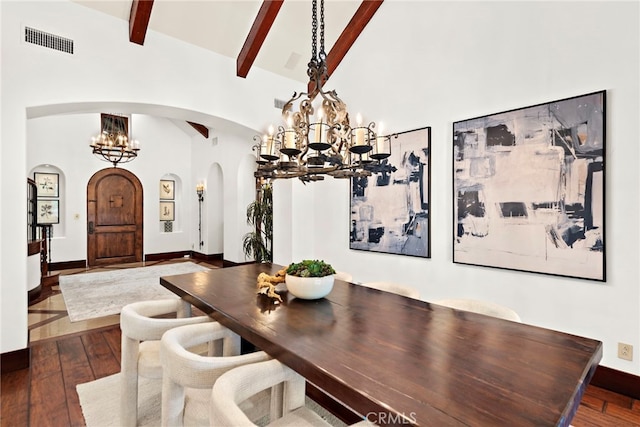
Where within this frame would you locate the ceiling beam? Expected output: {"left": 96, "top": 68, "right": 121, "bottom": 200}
{"left": 308, "top": 0, "right": 383, "bottom": 93}
{"left": 237, "top": 0, "right": 284, "bottom": 78}
{"left": 187, "top": 122, "right": 209, "bottom": 139}
{"left": 129, "top": 0, "right": 154, "bottom": 45}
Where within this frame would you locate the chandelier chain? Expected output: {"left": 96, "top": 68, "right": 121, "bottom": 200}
{"left": 319, "top": 0, "right": 325, "bottom": 58}
{"left": 252, "top": 0, "right": 389, "bottom": 182}
{"left": 311, "top": 0, "right": 317, "bottom": 61}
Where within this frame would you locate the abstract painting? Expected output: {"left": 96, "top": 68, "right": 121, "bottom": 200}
{"left": 453, "top": 91, "right": 605, "bottom": 281}
{"left": 350, "top": 127, "right": 431, "bottom": 258}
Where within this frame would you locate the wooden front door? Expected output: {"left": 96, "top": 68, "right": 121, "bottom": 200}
{"left": 87, "top": 168, "right": 143, "bottom": 266}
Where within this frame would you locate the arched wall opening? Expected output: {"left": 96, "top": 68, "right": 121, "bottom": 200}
{"left": 206, "top": 163, "right": 224, "bottom": 255}
{"left": 236, "top": 154, "right": 261, "bottom": 262}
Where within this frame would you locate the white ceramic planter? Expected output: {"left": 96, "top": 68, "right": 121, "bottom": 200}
{"left": 285, "top": 274, "right": 335, "bottom": 300}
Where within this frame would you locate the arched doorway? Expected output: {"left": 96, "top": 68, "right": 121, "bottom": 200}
{"left": 87, "top": 168, "right": 143, "bottom": 266}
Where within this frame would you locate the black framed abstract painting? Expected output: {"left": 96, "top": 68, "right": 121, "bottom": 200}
{"left": 453, "top": 91, "right": 605, "bottom": 281}
{"left": 350, "top": 127, "right": 431, "bottom": 258}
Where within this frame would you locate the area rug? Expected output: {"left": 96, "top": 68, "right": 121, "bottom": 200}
{"left": 60, "top": 262, "right": 210, "bottom": 322}
{"left": 77, "top": 372, "right": 347, "bottom": 427}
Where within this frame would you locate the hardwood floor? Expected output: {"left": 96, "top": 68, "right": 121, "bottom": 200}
{"left": 2, "top": 259, "right": 640, "bottom": 427}
{"left": 2, "top": 325, "right": 121, "bottom": 427}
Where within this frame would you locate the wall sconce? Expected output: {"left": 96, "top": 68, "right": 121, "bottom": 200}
{"left": 196, "top": 183, "right": 205, "bottom": 249}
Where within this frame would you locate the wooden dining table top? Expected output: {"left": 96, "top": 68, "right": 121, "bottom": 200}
{"left": 160, "top": 263, "right": 602, "bottom": 426}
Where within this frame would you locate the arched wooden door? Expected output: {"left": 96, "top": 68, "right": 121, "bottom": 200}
{"left": 87, "top": 168, "right": 143, "bottom": 266}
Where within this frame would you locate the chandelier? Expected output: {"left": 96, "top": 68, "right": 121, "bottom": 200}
{"left": 253, "top": 0, "right": 390, "bottom": 183}
{"left": 90, "top": 123, "right": 140, "bottom": 167}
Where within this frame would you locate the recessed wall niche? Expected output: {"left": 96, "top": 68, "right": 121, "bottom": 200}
{"left": 159, "top": 173, "right": 181, "bottom": 233}
{"left": 29, "top": 164, "right": 66, "bottom": 238}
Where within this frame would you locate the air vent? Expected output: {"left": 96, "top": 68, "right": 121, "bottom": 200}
{"left": 25, "top": 27, "right": 74, "bottom": 54}
{"left": 274, "top": 99, "right": 287, "bottom": 109}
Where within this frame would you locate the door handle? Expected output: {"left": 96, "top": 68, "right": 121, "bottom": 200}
{"left": 88, "top": 221, "right": 94, "bottom": 234}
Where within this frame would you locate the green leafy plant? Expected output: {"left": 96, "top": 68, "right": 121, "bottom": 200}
{"left": 242, "top": 183, "right": 273, "bottom": 263}
{"left": 286, "top": 259, "right": 336, "bottom": 277}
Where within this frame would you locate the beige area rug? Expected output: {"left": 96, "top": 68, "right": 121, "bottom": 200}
{"left": 60, "top": 262, "right": 210, "bottom": 322}
{"left": 77, "top": 372, "right": 347, "bottom": 427}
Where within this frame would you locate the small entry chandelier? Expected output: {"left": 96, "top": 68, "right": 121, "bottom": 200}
{"left": 253, "top": 0, "right": 390, "bottom": 182}
{"left": 90, "top": 113, "right": 140, "bottom": 167}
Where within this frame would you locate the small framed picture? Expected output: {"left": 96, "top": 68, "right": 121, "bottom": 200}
{"left": 34, "top": 172, "right": 59, "bottom": 198}
{"left": 160, "top": 180, "right": 175, "bottom": 200}
{"left": 37, "top": 199, "right": 59, "bottom": 224}
{"left": 160, "top": 201, "right": 175, "bottom": 221}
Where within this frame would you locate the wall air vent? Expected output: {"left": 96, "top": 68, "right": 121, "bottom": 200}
{"left": 274, "top": 98, "right": 287, "bottom": 109}
{"left": 25, "top": 27, "right": 74, "bottom": 54}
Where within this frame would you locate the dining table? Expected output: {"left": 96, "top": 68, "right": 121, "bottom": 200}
{"left": 160, "top": 263, "right": 602, "bottom": 426}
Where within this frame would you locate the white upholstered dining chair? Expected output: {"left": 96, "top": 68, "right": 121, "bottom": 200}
{"left": 434, "top": 298, "right": 522, "bottom": 322}
{"left": 119, "top": 298, "right": 211, "bottom": 427}
{"left": 359, "top": 281, "right": 420, "bottom": 299}
{"left": 160, "top": 321, "right": 272, "bottom": 426}
{"left": 210, "top": 359, "right": 376, "bottom": 427}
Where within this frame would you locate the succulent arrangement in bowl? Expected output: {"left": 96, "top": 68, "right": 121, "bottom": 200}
{"left": 286, "top": 260, "right": 336, "bottom": 277}
{"left": 285, "top": 260, "right": 336, "bottom": 299}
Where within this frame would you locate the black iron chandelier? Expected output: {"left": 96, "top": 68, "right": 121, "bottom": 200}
{"left": 90, "top": 114, "right": 140, "bottom": 168}
{"left": 253, "top": 0, "right": 391, "bottom": 182}
{"left": 90, "top": 131, "right": 140, "bottom": 167}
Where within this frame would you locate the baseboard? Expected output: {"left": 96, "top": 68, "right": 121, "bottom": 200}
{"left": 190, "top": 252, "right": 223, "bottom": 262}
{"left": 591, "top": 365, "right": 640, "bottom": 400}
{"left": 145, "top": 251, "right": 191, "bottom": 262}
{"left": 41, "top": 272, "right": 60, "bottom": 287}
{"left": 49, "top": 260, "right": 86, "bottom": 271}
{"left": 222, "top": 259, "right": 255, "bottom": 268}
{"left": 28, "top": 284, "right": 42, "bottom": 303}
{"left": 49, "top": 253, "right": 226, "bottom": 268}
{"left": 1, "top": 347, "right": 30, "bottom": 373}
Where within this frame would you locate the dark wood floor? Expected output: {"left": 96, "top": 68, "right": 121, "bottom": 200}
{"left": 2, "top": 325, "right": 640, "bottom": 426}
{"left": 2, "top": 325, "right": 121, "bottom": 427}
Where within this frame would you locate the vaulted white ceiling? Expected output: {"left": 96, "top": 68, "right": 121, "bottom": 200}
{"left": 72, "top": 0, "right": 364, "bottom": 83}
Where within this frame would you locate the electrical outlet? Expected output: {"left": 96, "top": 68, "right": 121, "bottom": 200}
{"left": 618, "top": 343, "right": 633, "bottom": 361}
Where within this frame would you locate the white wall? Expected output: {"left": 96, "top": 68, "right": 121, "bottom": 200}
{"left": 0, "top": 0, "right": 297, "bottom": 353}
{"left": 191, "top": 125, "right": 258, "bottom": 263}
{"left": 204, "top": 162, "right": 224, "bottom": 255}
{"left": 27, "top": 113, "right": 195, "bottom": 261}
{"left": 3, "top": 0, "right": 639, "bottom": 380}
{"left": 275, "top": 1, "right": 640, "bottom": 375}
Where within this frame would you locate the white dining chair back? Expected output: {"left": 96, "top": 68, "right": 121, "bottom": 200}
{"left": 359, "top": 281, "right": 420, "bottom": 299}
{"left": 119, "top": 298, "right": 211, "bottom": 427}
{"left": 160, "top": 321, "right": 272, "bottom": 426}
{"left": 210, "top": 359, "right": 377, "bottom": 426}
{"left": 210, "top": 359, "right": 319, "bottom": 426}
{"left": 434, "top": 298, "right": 522, "bottom": 322}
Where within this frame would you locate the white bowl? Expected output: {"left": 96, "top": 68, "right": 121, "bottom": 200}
{"left": 285, "top": 274, "right": 335, "bottom": 300}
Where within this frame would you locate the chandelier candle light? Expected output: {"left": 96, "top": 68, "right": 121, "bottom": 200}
{"left": 253, "top": 0, "right": 391, "bottom": 182}
{"left": 90, "top": 130, "right": 140, "bottom": 167}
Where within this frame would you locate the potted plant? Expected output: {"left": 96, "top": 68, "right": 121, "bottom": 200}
{"left": 285, "top": 260, "right": 336, "bottom": 300}
{"left": 242, "top": 183, "right": 273, "bottom": 263}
